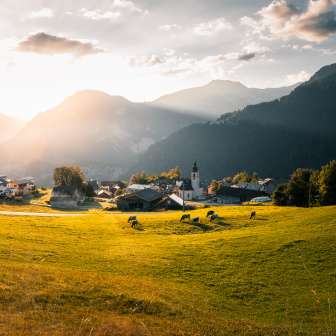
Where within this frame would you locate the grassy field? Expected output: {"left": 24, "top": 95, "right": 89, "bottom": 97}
{"left": 0, "top": 205, "right": 335, "bottom": 335}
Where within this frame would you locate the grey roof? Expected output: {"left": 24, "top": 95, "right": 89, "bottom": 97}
{"left": 122, "top": 189, "right": 163, "bottom": 202}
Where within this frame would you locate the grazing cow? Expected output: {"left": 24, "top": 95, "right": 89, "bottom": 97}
{"left": 209, "top": 214, "right": 219, "bottom": 222}
{"left": 131, "top": 220, "right": 138, "bottom": 228}
{"left": 192, "top": 217, "right": 200, "bottom": 224}
{"left": 128, "top": 216, "right": 137, "bottom": 223}
{"left": 250, "top": 211, "right": 256, "bottom": 220}
{"left": 206, "top": 210, "right": 215, "bottom": 217}
{"left": 180, "top": 214, "right": 191, "bottom": 222}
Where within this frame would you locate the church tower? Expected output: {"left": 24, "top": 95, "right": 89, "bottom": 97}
{"left": 191, "top": 161, "right": 201, "bottom": 197}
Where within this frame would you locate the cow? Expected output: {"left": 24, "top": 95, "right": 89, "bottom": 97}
{"left": 250, "top": 211, "right": 256, "bottom": 220}
{"left": 131, "top": 220, "right": 138, "bottom": 228}
{"left": 180, "top": 214, "right": 191, "bottom": 222}
{"left": 206, "top": 210, "right": 215, "bottom": 217}
{"left": 209, "top": 214, "right": 219, "bottom": 222}
{"left": 128, "top": 216, "right": 137, "bottom": 223}
{"left": 192, "top": 217, "right": 200, "bottom": 224}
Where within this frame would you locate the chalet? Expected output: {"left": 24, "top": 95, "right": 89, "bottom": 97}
{"left": 127, "top": 184, "right": 152, "bottom": 193}
{"left": 16, "top": 177, "right": 36, "bottom": 195}
{"left": 88, "top": 179, "right": 100, "bottom": 192}
{"left": 117, "top": 189, "right": 164, "bottom": 212}
{"left": 217, "top": 186, "right": 268, "bottom": 203}
{"left": 101, "top": 181, "right": 126, "bottom": 192}
{"left": 97, "top": 189, "right": 113, "bottom": 199}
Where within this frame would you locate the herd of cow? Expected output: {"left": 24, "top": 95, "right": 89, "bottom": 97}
{"left": 127, "top": 210, "right": 257, "bottom": 229}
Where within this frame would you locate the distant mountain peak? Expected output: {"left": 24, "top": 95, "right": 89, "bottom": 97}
{"left": 207, "top": 80, "right": 247, "bottom": 89}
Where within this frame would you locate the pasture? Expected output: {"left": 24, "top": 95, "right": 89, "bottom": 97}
{"left": 0, "top": 205, "right": 335, "bottom": 335}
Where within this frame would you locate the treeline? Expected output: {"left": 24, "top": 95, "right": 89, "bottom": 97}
{"left": 129, "top": 167, "right": 182, "bottom": 185}
{"left": 273, "top": 160, "right": 336, "bottom": 207}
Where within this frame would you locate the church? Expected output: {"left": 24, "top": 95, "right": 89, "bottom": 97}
{"left": 177, "top": 162, "right": 204, "bottom": 201}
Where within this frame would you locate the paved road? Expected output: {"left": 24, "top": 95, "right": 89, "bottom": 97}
{"left": 0, "top": 211, "right": 87, "bottom": 217}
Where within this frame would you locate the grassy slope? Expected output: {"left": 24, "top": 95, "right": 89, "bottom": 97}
{"left": 0, "top": 205, "right": 335, "bottom": 335}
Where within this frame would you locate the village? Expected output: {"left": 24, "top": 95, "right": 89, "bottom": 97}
{"left": 0, "top": 162, "right": 274, "bottom": 211}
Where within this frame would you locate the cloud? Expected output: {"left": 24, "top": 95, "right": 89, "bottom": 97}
{"left": 286, "top": 70, "right": 311, "bottom": 84}
{"left": 112, "top": 0, "right": 148, "bottom": 15}
{"left": 238, "top": 52, "right": 256, "bottom": 61}
{"left": 28, "top": 8, "right": 54, "bottom": 19}
{"left": 243, "top": 0, "right": 336, "bottom": 42}
{"left": 129, "top": 54, "right": 166, "bottom": 66}
{"left": 80, "top": 8, "right": 121, "bottom": 21}
{"left": 159, "top": 24, "right": 181, "bottom": 32}
{"left": 194, "top": 17, "right": 232, "bottom": 36}
{"left": 17, "top": 33, "right": 103, "bottom": 57}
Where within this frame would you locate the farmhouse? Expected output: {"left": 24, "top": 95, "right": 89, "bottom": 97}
{"left": 117, "top": 189, "right": 164, "bottom": 211}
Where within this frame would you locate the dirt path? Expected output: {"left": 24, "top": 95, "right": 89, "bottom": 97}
{"left": 0, "top": 211, "right": 88, "bottom": 217}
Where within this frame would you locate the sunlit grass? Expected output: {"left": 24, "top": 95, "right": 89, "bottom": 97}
{"left": 0, "top": 205, "right": 335, "bottom": 335}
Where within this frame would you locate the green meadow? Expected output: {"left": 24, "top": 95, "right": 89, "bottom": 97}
{"left": 0, "top": 205, "right": 335, "bottom": 335}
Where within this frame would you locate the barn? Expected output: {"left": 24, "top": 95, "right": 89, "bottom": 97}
{"left": 116, "top": 189, "right": 164, "bottom": 212}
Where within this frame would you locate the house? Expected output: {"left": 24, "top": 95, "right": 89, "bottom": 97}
{"left": 165, "top": 193, "right": 190, "bottom": 210}
{"left": 101, "top": 181, "right": 126, "bottom": 192}
{"left": 50, "top": 186, "right": 85, "bottom": 209}
{"left": 127, "top": 184, "right": 152, "bottom": 193}
{"left": 88, "top": 179, "right": 100, "bottom": 192}
{"left": 117, "top": 189, "right": 164, "bottom": 212}
{"left": 231, "top": 178, "right": 275, "bottom": 195}
{"left": 97, "top": 189, "right": 113, "bottom": 199}
{"left": 16, "top": 177, "right": 36, "bottom": 195}
{"left": 177, "top": 162, "right": 204, "bottom": 201}
{"left": 217, "top": 186, "right": 268, "bottom": 203}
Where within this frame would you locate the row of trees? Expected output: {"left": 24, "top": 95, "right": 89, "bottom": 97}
{"left": 129, "top": 167, "right": 182, "bottom": 185}
{"left": 273, "top": 160, "right": 336, "bottom": 207}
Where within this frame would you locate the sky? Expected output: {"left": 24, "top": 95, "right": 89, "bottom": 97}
{"left": 0, "top": 0, "right": 336, "bottom": 119}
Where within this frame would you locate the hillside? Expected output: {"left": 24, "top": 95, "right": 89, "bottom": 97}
{"left": 0, "top": 91, "right": 204, "bottom": 183}
{"left": 0, "top": 114, "right": 24, "bottom": 143}
{"left": 218, "top": 63, "right": 336, "bottom": 136}
{"left": 153, "top": 80, "right": 298, "bottom": 118}
{"left": 135, "top": 63, "right": 336, "bottom": 179}
{"left": 0, "top": 205, "right": 335, "bottom": 335}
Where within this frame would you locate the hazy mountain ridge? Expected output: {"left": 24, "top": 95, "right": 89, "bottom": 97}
{"left": 153, "top": 80, "right": 299, "bottom": 118}
{"left": 134, "top": 63, "right": 336, "bottom": 179}
{"left": 0, "top": 90, "right": 205, "bottom": 182}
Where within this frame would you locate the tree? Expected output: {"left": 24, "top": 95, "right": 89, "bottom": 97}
{"left": 129, "top": 171, "right": 148, "bottom": 185}
{"left": 273, "top": 184, "right": 288, "bottom": 206}
{"left": 53, "top": 166, "right": 85, "bottom": 190}
{"left": 232, "top": 171, "right": 249, "bottom": 184}
{"left": 286, "top": 168, "right": 318, "bottom": 207}
{"left": 319, "top": 160, "right": 336, "bottom": 205}
{"left": 209, "top": 180, "right": 221, "bottom": 194}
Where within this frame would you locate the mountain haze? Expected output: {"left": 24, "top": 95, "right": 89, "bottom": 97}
{"left": 135, "top": 63, "right": 336, "bottom": 179}
{"left": 0, "top": 114, "right": 24, "bottom": 144}
{"left": 0, "top": 91, "right": 204, "bottom": 182}
{"left": 153, "top": 80, "right": 298, "bottom": 118}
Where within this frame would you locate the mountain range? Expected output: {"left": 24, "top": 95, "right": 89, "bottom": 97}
{"left": 153, "top": 81, "right": 298, "bottom": 118}
{"left": 134, "top": 63, "right": 336, "bottom": 180}
{"left": 0, "top": 79, "right": 296, "bottom": 183}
